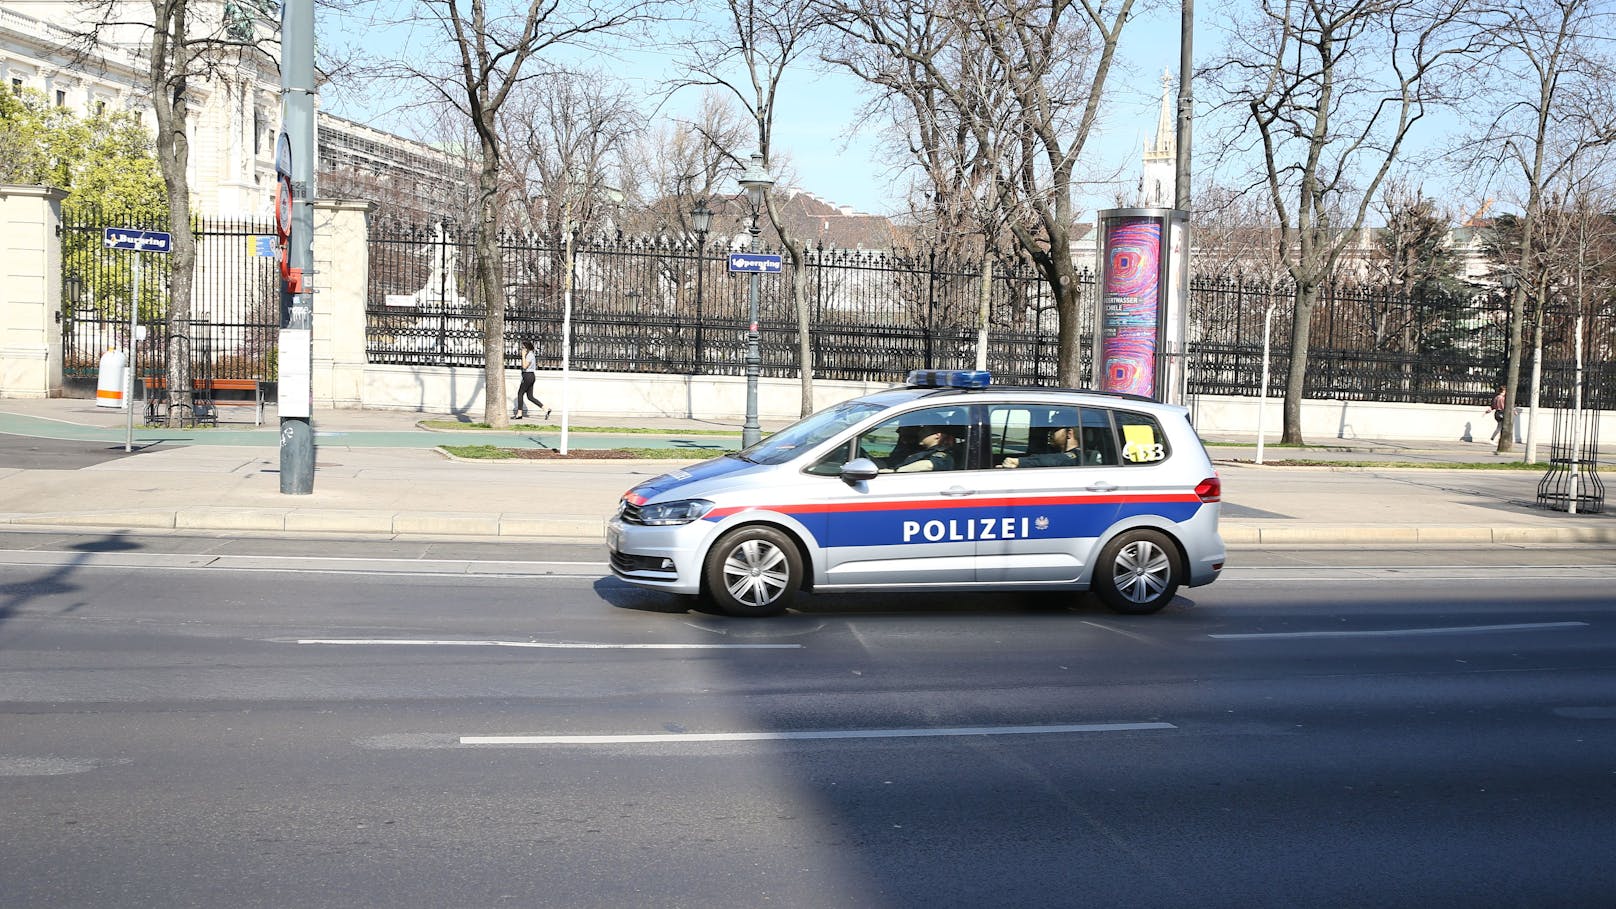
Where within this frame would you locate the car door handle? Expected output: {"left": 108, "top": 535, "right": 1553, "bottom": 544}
{"left": 1087, "top": 481, "right": 1117, "bottom": 492}
{"left": 941, "top": 486, "right": 976, "bottom": 497}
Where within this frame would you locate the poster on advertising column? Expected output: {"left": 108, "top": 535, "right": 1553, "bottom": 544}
{"left": 1094, "top": 208, "right": 1186, "bottom": 402}
{"left": 1099, "top": 214, "right": 1164, "bottom": 397}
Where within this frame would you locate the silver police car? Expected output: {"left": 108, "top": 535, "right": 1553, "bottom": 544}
{"left": 607, "top": 370, "right": 1224, "bottom": 617}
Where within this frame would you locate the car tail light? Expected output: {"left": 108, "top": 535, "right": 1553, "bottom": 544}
{"left": 1195, "top": 476, "right": 1221, "bottom": 503}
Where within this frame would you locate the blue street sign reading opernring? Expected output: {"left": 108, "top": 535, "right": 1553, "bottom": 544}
{"left": 103, "top": 227, "right": 173, "bottom": 253}
{"left": 728, "top": 252, "right": 783, "bottom": 274}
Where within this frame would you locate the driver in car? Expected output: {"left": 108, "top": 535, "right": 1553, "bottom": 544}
{"left": 887, "top": 425, "right": 958, "bottom": 472}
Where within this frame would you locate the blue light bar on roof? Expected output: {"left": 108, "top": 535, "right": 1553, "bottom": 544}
{"left": 905, "top": 369, "right": 992, "bottom": 389}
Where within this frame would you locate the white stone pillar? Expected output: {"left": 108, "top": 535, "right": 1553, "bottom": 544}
{"left": 0, "top": 184, "right": 67, "bottom": 398}
{"left": 310, "top": 199, "right": 373, "bottom": 407}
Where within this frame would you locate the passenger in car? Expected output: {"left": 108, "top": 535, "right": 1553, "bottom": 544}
{"left": 888, "top": 426, "right": 959, "bottom": 472}
{"left": 999, "top": 426, "right": 1083, "bottom": 468}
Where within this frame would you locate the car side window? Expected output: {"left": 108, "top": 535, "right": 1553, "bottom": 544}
{"left": 1114, "top": 410, "right": 1170, "bottom": 464}
{"left": 991, "top": 404, "right": 1097, "bottom": 469}
{"left": 808, "top": 405, "right": 969, "bottom": 474}
{"left": 1079, "top": 407, "right": 1120, "bottom": 466}
{"left": 987, "top": 406, "right": 1032, "bottom": 465}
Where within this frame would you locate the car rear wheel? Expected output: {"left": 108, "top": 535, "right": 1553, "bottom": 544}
{"left": 1094, "top": 529, "right": 1181, "bottom": 615}
{"left": 703, "top": 526, "right": 802, "bottom": 617}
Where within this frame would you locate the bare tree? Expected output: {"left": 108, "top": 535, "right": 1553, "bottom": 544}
{"left": 71, "top": 0, "right": 278, "bottom": 425}
{"left": 368, "top": 0, "right": 658, "bottom": 426}
{"left": 620, "top": 90, "right": 748, "bottom": 237}
{"left": 1204, "top": 0, "right": 1481, "bottom": 444}
{"left": 820, "top": 0, "right": 1137, "bottom": 386}
{"left": 664, "top": 0, "right": 828, "bottom": 416}
{"left": 1459, "top": 0, "right": 1616, "bottom": 452}
{"left": 500, "top": 70, "right": 644, "bottom": 235}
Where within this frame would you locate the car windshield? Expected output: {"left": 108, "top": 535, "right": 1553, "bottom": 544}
{"left": 735, "top": 399, "right": 889, "bottom": 466}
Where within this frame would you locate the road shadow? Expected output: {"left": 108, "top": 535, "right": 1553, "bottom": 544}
{"left": 0, "top": 531, "right": 143, "bottom": 642}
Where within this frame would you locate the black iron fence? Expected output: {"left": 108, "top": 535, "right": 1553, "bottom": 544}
{"left": 365, "top": 222, "right": 1075, "bottom": 385}
{"left": 60, "top": 207, "right": 281, "bottom": 388}
{"left": 59, "top": 212, "right": 1611, "bottom": 411}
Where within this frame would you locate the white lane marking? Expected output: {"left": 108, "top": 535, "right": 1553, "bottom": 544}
{"left": 0, "top": 550, "right": 607, "bottom": 577}
{"left": 460, "top": 722, "right": 1176, "bottom": 745}
{"left": 1219, "top": 566, "right": 1616, "bottom": 581}
{"left": 1209, "top": 621, "right": 1589, "bottom": 640}
{"left": 296, "top": 637, "right": 801, "bottom": 650}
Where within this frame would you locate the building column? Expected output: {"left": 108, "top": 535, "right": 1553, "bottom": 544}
{"left": 310, "top": 199, "right": 372, "bottom": 408}
{"left": 0, "top": 184, "right": 67, "bottom": 398}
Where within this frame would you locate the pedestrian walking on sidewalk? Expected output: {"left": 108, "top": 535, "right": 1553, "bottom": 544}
{"left": 1487, "top": 385, "right": 1507, "bottom": 441}
{"left": 512, "top": 340, "right": 548, "bottom": 421}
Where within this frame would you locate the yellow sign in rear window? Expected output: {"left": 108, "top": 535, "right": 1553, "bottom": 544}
{"left": 1122, "top": 423, "right": 1165, "bottom": 462}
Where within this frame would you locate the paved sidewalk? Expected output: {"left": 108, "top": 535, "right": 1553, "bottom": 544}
{"left": 1, "top": 399, "right": 1612, "bottom": 545}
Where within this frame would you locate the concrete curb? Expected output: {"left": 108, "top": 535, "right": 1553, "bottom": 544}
{"left": 4, "top": 510, "right": 1613, "bottom": 545}
{"left": 1219, "top": 524, "right": 1616, "bottom": 544}
{"left": 1, "top": 509, "right": 607, "bottom": 540}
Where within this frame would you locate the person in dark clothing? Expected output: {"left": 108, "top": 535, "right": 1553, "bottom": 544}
{"left": 1000, "top": 425, "right": 1082, "bottom": 468}
{"left": 889, "top": 426, "right": 958, "bottom": 472}
{"left": 512, "top": 339, "right": 547, "bottom": 420}
{"left": 1486, "top": 385, "right": 1507, "bottom": 441}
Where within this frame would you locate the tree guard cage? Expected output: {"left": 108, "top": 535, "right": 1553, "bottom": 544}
{"left": 1536, "top": 407, "right": 1604, "bottom": 514}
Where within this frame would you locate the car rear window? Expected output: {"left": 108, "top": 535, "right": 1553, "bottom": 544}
{"left": 1115, "top": 410, "right": 1170, "bottom": 464}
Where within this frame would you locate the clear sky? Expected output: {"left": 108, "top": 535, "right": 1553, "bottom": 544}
{"left": 320, "top": 3, "right": 1190, "bottom": 219}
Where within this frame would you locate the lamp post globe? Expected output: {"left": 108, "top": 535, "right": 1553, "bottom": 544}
{"left": 738, "top": 153, "right": 774, "bottom": 448}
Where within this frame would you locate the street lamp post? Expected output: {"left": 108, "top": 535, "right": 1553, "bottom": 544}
{"left": 560, "top": 218, "right": 580, "bottom": 455}
{"left": 691, "top": 200, "right": 712, "bottom": 372}
{"left": 738, "top": 153, "right": 774, "bottom": 448}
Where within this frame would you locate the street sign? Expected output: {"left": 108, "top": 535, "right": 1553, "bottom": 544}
{"left": 103, "top": 228, "right": 172, "bottom": 253}
{"left": 251, "top": 236, "right": 276, "bottom": 256}
{"left": 728, "top": 252, "right": 783, "bottom": 274}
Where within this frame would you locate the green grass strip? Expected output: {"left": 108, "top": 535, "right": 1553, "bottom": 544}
{"left": 1245, "top": 459, "right": 1549, "bottom": 470}
{"left": 422, "top": 420, "right": 738, "bottom": 436}
{"left": 441, "top": 444, "right": 520, "bottom": 459}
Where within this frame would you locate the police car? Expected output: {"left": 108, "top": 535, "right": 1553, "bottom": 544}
{"left": 607, "top": 370, "right": 1224, "bottom": 617}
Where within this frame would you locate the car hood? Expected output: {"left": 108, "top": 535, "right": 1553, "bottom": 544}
{"left": 622, "top": 455, "right": 771, "bottom": 504}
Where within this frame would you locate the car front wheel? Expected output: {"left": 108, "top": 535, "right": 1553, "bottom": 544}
{"left": 1093, "top": 529, "right": 1182, "bottom": 615}
{"left": 703, "top": 525, "right": 802, "bottom": 617}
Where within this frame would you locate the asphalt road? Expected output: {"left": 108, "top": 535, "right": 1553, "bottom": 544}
{"left": 0, "top": 431, "right": 141, "bottom": 469}
{"left": 1, "top": 532, "right": 1614, "bottom": 908}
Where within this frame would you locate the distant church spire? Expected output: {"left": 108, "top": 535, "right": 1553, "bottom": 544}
{"left": 1139, "top": 69, "right": 1176, "bottom": 208}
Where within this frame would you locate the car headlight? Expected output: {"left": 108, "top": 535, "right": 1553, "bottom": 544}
{"left": 635, "top": 498, "right": 715, "bottom": 526}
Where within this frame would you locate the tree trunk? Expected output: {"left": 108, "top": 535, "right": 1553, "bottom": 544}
{"left": 788, "top": 237, "right": 812, "bottom": 416}
{"left": 1281, "top": 280, "right": 1317, "bottom": 444}
{"left": 149, "top": 3, "right": 194, "bottom": 428}
{"left": 476, "top": 151, "right": 507, "bottom": 427}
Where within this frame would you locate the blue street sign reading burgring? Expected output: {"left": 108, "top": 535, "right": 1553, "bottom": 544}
{"left": 728, "top": 252, "right": 783, "bottom": 274}
{"left": 103, "top": 227, "right": 172, "bottom": 253}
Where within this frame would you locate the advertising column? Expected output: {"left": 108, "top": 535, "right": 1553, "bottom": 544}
{"left": 1093, "top": 208, "right": 1189, "bottom": 404}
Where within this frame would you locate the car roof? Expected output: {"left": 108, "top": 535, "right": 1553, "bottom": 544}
{"left": 859, "top": 383, "right": 1183, "bottom": 413}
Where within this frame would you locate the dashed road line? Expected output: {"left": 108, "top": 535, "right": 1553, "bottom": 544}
{"left": 1209, "top": 621, "right": 1589, "bottom": 640}
{"left": 459, "top": 722, "right": 1176, "bottom": 745}
{"left": 296, "top": 637, "right": 801, "bottom": 650}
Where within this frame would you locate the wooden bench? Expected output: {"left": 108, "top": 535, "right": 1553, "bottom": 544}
{"left": 142, "top": 376, "right": 264, "bottom": 426}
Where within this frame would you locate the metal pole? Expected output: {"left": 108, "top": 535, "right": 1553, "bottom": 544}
{"left": 278, "top": 0, "right": 316, "bottom": 494}
{"left": 975, "top": 258, "right": 993, "bottom": 372}
{"left": 743, "top": 211, "right": 762, "bottom": 448}
{"left": 1569, "top": 314, "right": 1584, "bottom": 513}
{"left": 1256, "top": 303, "right": 1271, "bottom": 465}
{"left": 126, "top": 254, "right": 139, "bottom": 452}
{"left": 1525, "top": 295, "right": 1544, "bottom": 464}
{"left": 1175, "top": 0, "right": 1194, "bottom": 213}
{"left": 561, "top": 224, "right": 575, "bottom": 456}
{"left": 694, "top": 235, "right": 705, "bottom": 371}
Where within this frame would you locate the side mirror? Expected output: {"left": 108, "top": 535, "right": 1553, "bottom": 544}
{"left": 840, "top": 457, "right": 880, "bottom": 484}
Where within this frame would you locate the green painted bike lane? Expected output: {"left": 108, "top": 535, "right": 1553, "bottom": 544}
{"left": 0, "top": 412, "right": 740, "bottom": 453}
